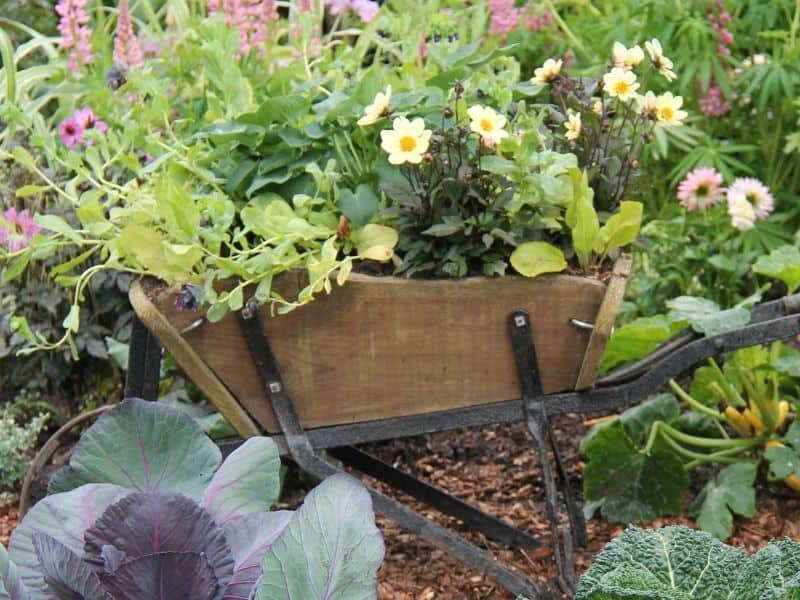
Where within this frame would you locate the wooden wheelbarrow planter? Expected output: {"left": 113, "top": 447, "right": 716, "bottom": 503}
{"left": 124, "top": 257, "right": 800, "bottom": 599}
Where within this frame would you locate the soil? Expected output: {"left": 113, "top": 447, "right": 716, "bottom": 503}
{"left": 3, "top": 413, "right": 799, "bottom": 599}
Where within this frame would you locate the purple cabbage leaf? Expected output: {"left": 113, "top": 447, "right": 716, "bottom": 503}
{"left": 0, "top": 540, "right": 30, "bottom": 600}
{"left": 31, "top": 534, "right": 109, "bottom": 600}
{"left": 48, "top": 398, "right": 221, "bottom": 500}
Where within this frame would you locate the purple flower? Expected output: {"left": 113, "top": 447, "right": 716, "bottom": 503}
{"left": 0, "top": 226, "right": 8, "bottom": 248}
{"left": 352, "top": 0, "right": 379, "bottom": 21}
{"left": 59, "top": 116, "right": 84, "bottom": 147}
{"left": 174, "top": 284, "right": 202, "bottom": 312}
{"left": 488, "top": 0, "right": 519, "bottom": 36}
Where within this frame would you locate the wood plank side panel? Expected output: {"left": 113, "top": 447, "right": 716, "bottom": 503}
{"left": 155, "top": 274, "right": 607, "bottom": 432}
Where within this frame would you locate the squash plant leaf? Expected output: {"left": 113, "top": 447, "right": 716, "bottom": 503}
{"left": 599, "top": 315, "right": 673, "bottom": 372}
{"left": 693, "top": 463, "right": 757, "bottom": 541}
{"left": 582, "top": 422, "right": 689, "bottom": 523}
{"left": 753, "top": 245, "right": 800, "bottom": 293}
{"left": 666, "top": 296, "right": 750, "bottom": 336}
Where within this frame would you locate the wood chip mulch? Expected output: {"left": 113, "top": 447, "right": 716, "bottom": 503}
{"left": 2, "top": 413, "right": 799, "bottom": 600}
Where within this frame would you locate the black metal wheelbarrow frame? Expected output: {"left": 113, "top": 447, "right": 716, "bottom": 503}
{"left": 124, "top": 292, "right": 800, "bottom": 599}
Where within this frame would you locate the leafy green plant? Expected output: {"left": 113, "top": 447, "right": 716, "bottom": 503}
{"left": 575, "top": 525, "right": 800, "bottom": 599}
{"left": 0, "top": 399, "right": 48, "bottom": 502}
{"left": 585, "top": 341, "right": 799, "bottom": 540}
{"left": 4, "top": 398, "right": 384, "bottom": 599}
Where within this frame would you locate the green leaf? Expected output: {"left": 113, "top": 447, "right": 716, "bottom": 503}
{"left": 753, "top": 245, "right": 800, "bottom": 293}
{"left": 574, "top": 526, "right": 747, "bottom": 600}
{"left": 2, "top": 249, "right": 31, "bottom": 283}
{"left": 583, "top": 422, "right": 689, "bottom": 523}
{"left": 667, "top": 296, "right": 751, "bottom": 336}
{"left": 765, "top": 446, "right": 800, "bottom": 479}
{"left": 689, "top": 365, "right": 721, "bottom": 405}
{"left": 61, "top": 305, "right": 79, "bottom": 334}
{"left": 15, "top": 184, "right": 47, "bottom": 197}
{"left": 33, "top": 214, "right": 82, "bottom": 243}
{"left": 694, "top": 463, "right": 757, "bottom": 540}
{"left": 619, "top": 393, "right": 681, "bottom": 443}
{"left": 48, "top": 398, "right": 221, "bottom": 499}
{"left": 509, "top": 241, "right": 566, "bottom": 277}
{"left": 597, "top": 201, "right": 643, "bottom": 254}
{"left": 338, "top": 184, "right": 378, "bottom": 227}
{"left": 479, "top": 155, "right": 517, "bottom": 175}
{"left": 565, "top": 169, "right": 599, "bottom": 270}
{"left": 600, "top": 315, "right": 673, "bottom": 372}
{"left": 253, "top": 473, "right": 384, "bottom": 600}
{"left": 353, "top": 224, "right": 398, "bottom": 261}
{"left": 736, "top": 540, "right": 800, "bottom": 599}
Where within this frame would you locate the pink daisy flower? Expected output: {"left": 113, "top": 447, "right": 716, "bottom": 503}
{"left": 727, "top": 177, "right": 774, "bottom": 220}
{"left": 59, "top": 116, "right": 84, "bottom": 147}
{"left": 676, "top": 167, "right": 724, "bottom": 211}
{"left": 74, "top": 107, "right": 108, "bottom": 133}
{"left": 2, "top": 208, "right": 41, "bottom": 251}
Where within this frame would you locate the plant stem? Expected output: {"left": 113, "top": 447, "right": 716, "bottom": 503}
{"left": 668, "top": 379, "right": 723, "bottom": 420}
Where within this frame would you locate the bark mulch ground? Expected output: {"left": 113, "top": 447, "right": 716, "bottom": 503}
{"left": 3, "top": 413, "right": 799, "bottom": 599}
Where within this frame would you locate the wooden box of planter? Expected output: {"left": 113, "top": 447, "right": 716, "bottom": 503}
{"left": 129, "top": 257, "right": 630, "bottom": 434}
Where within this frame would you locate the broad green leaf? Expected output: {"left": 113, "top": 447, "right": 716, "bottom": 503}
{"left": 765, "top": 445, "right": 800, "bottom": 479}
{"left": 619, "top": 393, "right": 680, "bottom": 443}
{"left": 2, "top": 249, "right": 31, "bottom": 283}
{"left": 353, "top": 224, "right": 398, "bottom": 261}
{"left": 575, "top": 526, "right": 747, "bottom": 600}
{"left": 338, "top": 184, "right": 378, "bottom": 227}
{"left": 736, "top": 540, "right": 800, "bottom": 598}
{"left": 8, "top": 484, "right": 130, "bottom": 597}
{"left": 694, "top": 463, "right": 757, "bottom": 540}
{"left": 253, "top": 473, "right": 384, "bottom": 600}
{"left": 583, "top": 422, "right": 689, "bottom": 523}
{"left": 667, "top": 296, "right": 750, "bottom": 336}
{"left": 480, "top": 155, "right": 517, "bottom": 175}
{"left": 11, "top": 146, "right": 36, "bottom": 170}
{"left": 597, "top": 201, "right": 643, "bottom": 254}
{"left": 565, "top": 168, "right": 599, "bottom": 270}
{"left": 48, "top": 398, "right": 221, "bottom": 499}
{"left": 753, "top": 245, "right": 800, "bottom": 293}
{"left": 600, "top": 315, "right": 673, "bottom": 372}
{"left": 689, "top": 365, "right": 721, "bottom": 406}
{"left": 509, "top": 241, "right": 566, "bottom": 277}
{"left": 155, "top": 173, "right": 202, "bottom": 239}
{"left": 15, "top": 185, "right": 47, "bottom": 198}
{"left": 202, "top": 437, "right": 281, "bottom": 525}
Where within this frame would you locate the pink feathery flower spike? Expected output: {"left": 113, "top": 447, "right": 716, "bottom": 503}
{"left": 114, "top": 0, "right": 145, "bottom": 68}
{"left": 56, "top": 0, "right": 94, "bottom": 71}
{"left": 488, "top": 0, "right": 519, "bottom": 36}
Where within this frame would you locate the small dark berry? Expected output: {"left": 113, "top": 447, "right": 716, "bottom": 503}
{"left": 443, "top": 107, "right": 454, "bottom": 118}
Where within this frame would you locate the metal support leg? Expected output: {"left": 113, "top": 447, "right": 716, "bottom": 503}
{"left": 329, "top": 445, "right": 541, "bottom": 550}
{"left": 509, "top": 309, "right": 582, "bottom": 597}
{"left": 124, "top": 314, "right": 161, "bottom": 400}
{"left": 238, "top": 309, "right": 545, "bottom": 599}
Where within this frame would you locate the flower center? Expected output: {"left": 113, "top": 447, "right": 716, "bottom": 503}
{"left": 614, "top": 81, "right": 630, "bottom": 95}
{"left": 746, "top": 193, "right": 758, "bottom": 205}
{"left": 696, "top": 184, "right": 709, "bottom": 197}
{"left": 660, "top": 107, "right": 674, "bottom": 120}
{"left": 399, "top": 136, "right": 417, "bottom": 152}
{"left": 480, "top": 119, "right": 493, "bottom": 132}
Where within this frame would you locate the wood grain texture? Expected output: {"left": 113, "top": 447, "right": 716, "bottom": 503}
{"left": 574, "top": 255, "right": 632, "bottom": 390}
{"left": 140, "top": 273, "right": 608, "bottom": 432}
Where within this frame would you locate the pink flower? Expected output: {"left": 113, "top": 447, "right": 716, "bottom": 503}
{"left": 2, "top": 208, "right": 41, "bottom": 251}
{"left": 59, "top": 116, "right": 84, "bottom": 147}
{"left": 488, "top": 0, "right": 519, "bottom": 36}
{"left": 727, "top": 177, "right": 774, "bottom": 220}
{"left": 698, "top": 83, "right": 732, "bottom": 117}
{"left": 211, "top": 0, "right": 278, "bottom": 57}
{"left": 325, "top": 0, "right": 353, "bottom": 15}
{"left": 677, "top": 167, "right": 725, "bottom": 211}
{"left": 56, "top": 0, "right": 94, "bottom": 71}
{"left": 352, "top": 0, "right": 379, "bottom": 21}
{"left": 114, "top": 0, "right": 145, "bottom": 68}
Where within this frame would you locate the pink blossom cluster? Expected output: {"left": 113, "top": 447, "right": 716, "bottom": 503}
{"left": 488, "top": 0, "right": 519, "bottom": 36}
{"left": 0, "top": 208, "right": 41, "bottom": 252}
{"left": 324, "top": 0, "right": 380, "bottom": 21}
{"left": 59, "top": 107, "right": 108, "bottom": 148}
{"left": 521, "top": 4, "right": 552, "bottom": 32}
{"left": 114, "top": 0, "right": 144, "bottom": 68}
{"left": 698, "top": 83, "right": 732, "bottom": 117}
{"left": 707, "top": 0, "right": 733, "bottom": 56}
{"left": 55, "top": 0, "right": 93, "bottom": 71}
{"left": 208, "top": 0, "right": 279, "bottom": 57}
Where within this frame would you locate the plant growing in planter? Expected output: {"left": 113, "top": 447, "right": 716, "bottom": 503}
{"left": 2, "top": 398, "right": 384, "bottom": 599}
{"left": 0, "top": 0, "right": 689, "bottom": 356}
